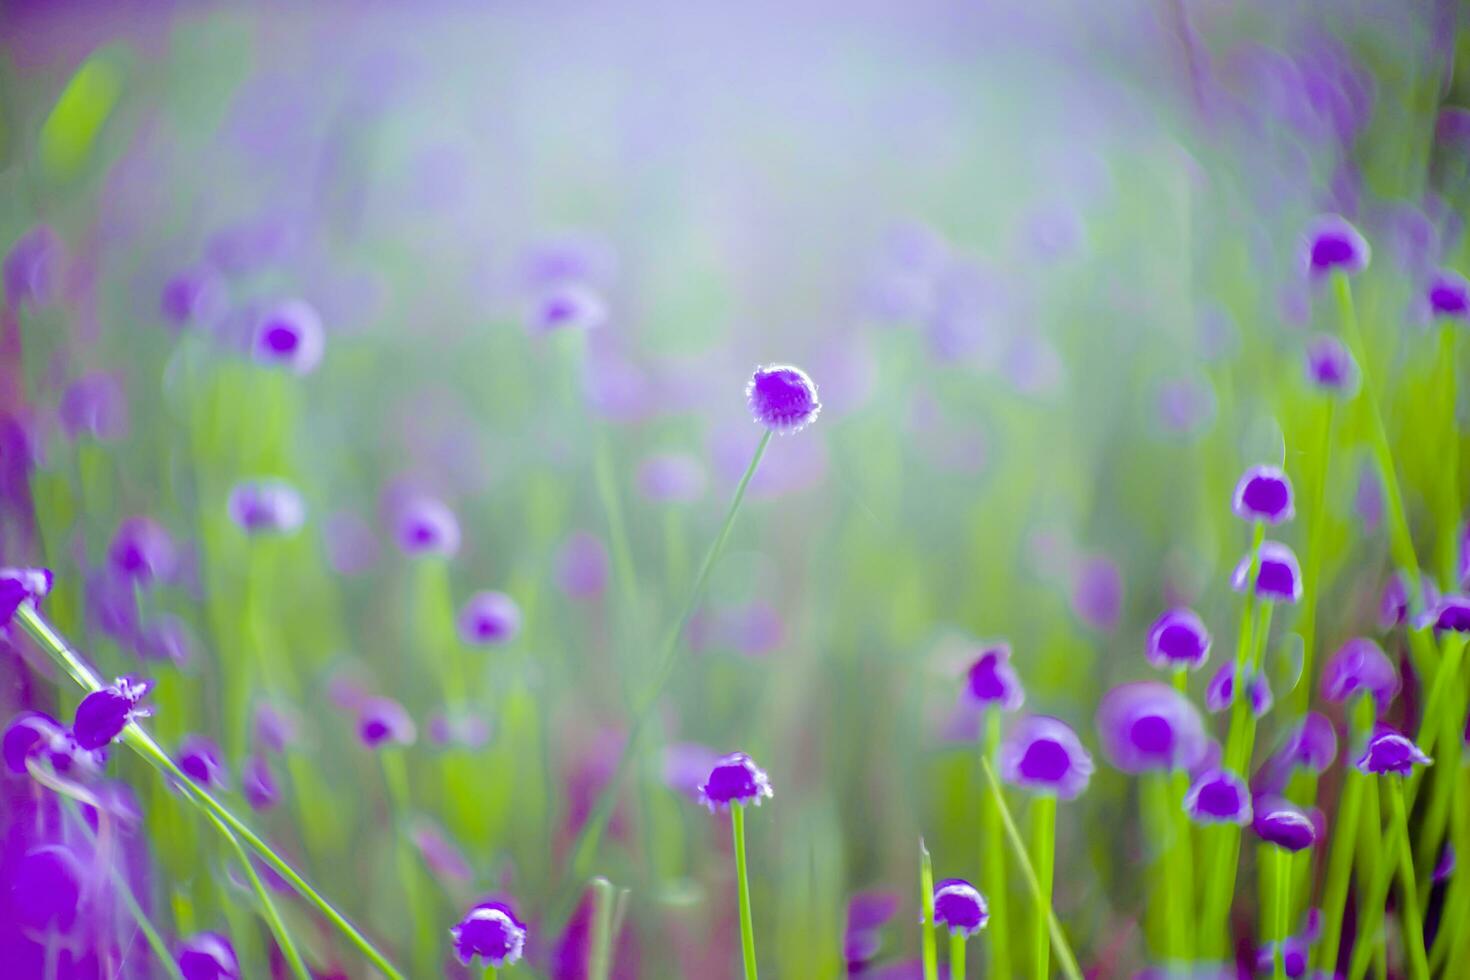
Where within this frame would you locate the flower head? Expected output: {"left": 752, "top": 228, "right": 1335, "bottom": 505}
{"left": 73, "top": 677, "right": 152, "bottom": 750}
{"left": 964, "top": 644, "right": 1024, "bottom": 711}
{"left": 747, "top": 364, "right": 821, "bottom": 433}
{"left": 1428, "top": 268, "right": 1470, "bottom": 319}
{"left": 1252, "top": 798, "right": 1318, "bottom": 851}
{"left": 1433, "top": 595, "right": 1470, "bottom": 633}
{"left": 178, "top": 735, "right": 229, "bottom": 789}
{"left": 1232, "top": 466, "right": 1294, "bottom": 524}
{"left": 932, "top": 878, "right": 989, "bottom": 937}
{"left": 108, "top": 516, "right": 177, "bottom": 586}
{"left": 1145, "top": 608, "right": 1212, "bottom": 671}
{"left": 1183, "top": 768, "right": 1252, "bottom": 826}
{"left": 1301, "top": 214, "right": 1370, "bottom": 278}
{"left": 1304, "top": 335, "right": 1358, "bottom": 394}
{"left": 999, "top": 715, "right": 1094, "bottom": 800}
{"left": 1249, "top": 672, "right": 1273, "bottom": 718}
{"left": 393, "top": 495, "right": 460, "bottom": 558}
{"left": 698, "top": 752, "right": 773, "bottom": 811}
{"left": 357, "top": 697, "right": 416, "bottom": 749}
{"left": 0, "top": 567, "right": 52, "bottom": 627}
{"left": 1320, "top": 638, "right": 1399, "bottom": 709}
{"left": 12, "top": 844, "right": 86, "bottom": 933}
{"left": 227, "top": 480, "right": 306, "bottom": 535}
{"left": 242, "top": 755, "right": 278, "bottom": 810}
{"left": 3, "top": 710, "right": 100, "bottom": 776}
{"left": 177, "top": 931, "right": 239, "bottom": 980}
{"left": 252, "top": 300, "right": 324, "bottom": 374}
{"left": 253, "top": 702, "right": 298, "bottom": 754}
{"left": 1232, "top": 541, "right": 1303, "bottom": 604}
{"left": 457, "top": 591, "right": 521, "bottom": 646}
{"left": 1204, "top": 661, "right": 1236, "bottom": 713}
{"left": 1283, "top": 713, "right": 1338, "bottom": 774}
{"left": 1095, "top": 681, "right": 1207, "bottom": 774}
{"left": 451, "top": 900, "right": 528, "bottom": 967}
{"left": 1355, "top": 730, "right": 1431, "bottom": 776}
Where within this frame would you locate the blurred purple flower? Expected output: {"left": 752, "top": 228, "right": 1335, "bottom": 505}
{"left": 1145, "top": 608, "right": 1212, "bottom": 671}
{"left": 160, "top": 267, "right": 226, "bottom": 330}
{"left": 3, "top": 710, "right": 99, "bottom": 776}
{"left": 556, "top": 530, "right": 608, "bottom": 600}
{"left": 1252, "top": 797, "right": 1318, "bottom": 851}
{"left": 227, "top": 480, "right": 306, "bottom": 535}
{"left": 451, "top": 899, "right": 528, "bottom": 968}
{"left": 1436, "top": 844, "right": 1456, "bottom": 884}
{"left": 1071, "top": 556, "right": 1123, "bottom": 633}
{"left": 135, "top": 614, "right": 196, "bottom": 667}
{"left": 1095, "top": 681, "right": 1207, "bottom": 774}
{"left": 392, "top": 494, "right": 460, "bottom": 558}
{"left": 1427, "top": 269, "right": 1470, "bottom": 319}
{"left": 661, "top": 742, "right": 722, "bottom": 802}
{"left": 999, "top": 715, "right": 1094, "bottom": 800}
{"left": 964, "top": 644, "right": 1024, "bottom": 711}
{"left": 59, "top": 372, "right": 129, "bottom": 442}
{"left": 528, "top": 282, "right": 607, "bottom": 334}
{"left": 1233, "top": 465, "right": 1294, "bottom": 525}
{"left": 1304, "top": 335, "right": 1357, "bottom": 394}
{"left": 252, "top": 300, "right": 324, "bottom": 374}
{"left": 1320, "top": 637, "right": 1399, "bottom": 710}
{"left": 242, "top": 754, "right": 278, "bottom": 810}
{"left": 698, "top": 752, "right": 773, "bottom": 811}
{"left": 177, "top": 931, "right": 239, "bottom": 980}
{"left": 1355, "top": 731, "right": 1431, "bottom": 776}
{"left": 73, "top": 676, "right": 152, "bottom": 750}
{"left": 411, "top": 819, "right": 473, "bottom": 883}
{"left": 458, "top": 591, "right": 521, "bottom": 646}
{"left": 845, "top": 889, "right": 899, "bottom": 973}
{"left": 357, "top": 697, "right": 415, "bottom": 749}
{"left": 747, "top": 364, "right": 821, "bottom": 433}
{"left": 11, "top": 844, "right": 86, "bottom": 932}
{"left": 253, "top": 702, "right": 298, "bottom": 754}
{"left": 0, "top": 566, "right": 51, "bottom": 627}
{"left": 1183, "top": 768, "right": 1252, "bottom": 826}
{"left": 108, "top": 516, "right": 176, "bottom": 586}
{"left": 1249, "top": 672, "right": 1273, "bottom": 718}
{"left": 1433, "top": 595, "right": 1470, "bottom": 632}
{"left": 1232, "top": 541, "right": 1302, "bottom": 604}
{"left": 932, "top": 878, "right": 988, "bottom": 937}
{"left": 1156, "top": 378, "right": 1216, "bottom": 436}
{"left": 1301, "top": 214, "right": 1369, "bottom": 278}
{"left": 1355, "top": 464, "right": 1383, "bottom": 533}
{"left": 178, "top": 735, "right": 228, "bottom": 789}
{"left": 1283, "top": 713, "right": 1338, "bottom": 774}
{"left": 4, "top": 225, "right": 62, "bottom": 309}
{"left": 519, "top": 231, "right": 618, "bottom": 289}
{"left": 636, "top": 452, "right": 707, "bottom": 504}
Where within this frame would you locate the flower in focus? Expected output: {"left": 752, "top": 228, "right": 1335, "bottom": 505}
{"left": 242, "top": 755, "right": 278, "bottom": 811}
{"left": 1252, "top": 798, "right": 1318, "bottom": 851}
{"left": 999, "top": 715, "right": 1094, "bottom": 799}
{"left": 1144, "top": 607, "right": 1212, "bottom": 671}
{"left": 555, "top": 530, "right": 608, "bottom": 600}
{"left": 177, "top": 931, "right": 239, "bottom": 980}
{"left": 73, "top": 677, "right": 152, "bottom": 750}
{"left": 457, "top": 591, "right": 521, "bottom": 646}
{"left": 698, "top": 752, "right": 773, "bottom": 811}
{"left": 108, "top": 516, "right": 177, "bottom": 586}
{"left": 1427, "top": 268, "right": 1470, "bottom": 318}
{"left": 932, "top": 878, "right": 989, "bottom": 937}
{"left": 252, "top": 300, "right": 324, "bottom": 374}
{"left": 450, "top": 900, "right": 528, "bottom": 968}
{"left": 358, "top": 697, "right": 416, "bottom": 749}
{"left": 1301, "top": 214, "right": 1370, "bottom": 278}
{"left": 0, "top": 567, "right": 52, "bottom": 627}
{"left": 392, "top": 495, "right": 461, "bottom": 559}
{"left": 1183, "top": 768, "right": 1252, "bottom": 826}
{"left": 1433, "top": 595, "right": 1470, "bottom": 633}
{"left": 1320, "top": 638, "right": 1399, "bottom": 709}
{"left": 1095, "top": 681, "right": 1207, "bottom": 774}
{"left": 227, "top": 480, "right": 306, "bottom": 535}
{"left": 964, "top": 644, "right": 1024, "bottom": 711}
{"left": 1355, "top": 730, "right": 1431, "bottom": 776}
{"left": 636, "top": 451, "right": 708, "bottom": 503}
{"left": 1304, "top": 335, "right": 1358, "bottom": 394}
{"left": 177, "top": 735, "right": 229, "bottom": 789}
{"left": 1232, "top": 541, "right": 1303, "bottom": 604}
{"left": 1232, "top": 465, "right": 1294, "bottom": 525}
{"left": 746, "top": 364, "right": 821, "bottom": 433}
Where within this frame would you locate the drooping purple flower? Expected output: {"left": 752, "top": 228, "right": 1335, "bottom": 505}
{"left": 1320, "top": 638, "right": 1399, "bottom": 709}
{"left": 411, "top": 819, "right": 473, "bottom": 883}
{"left": 1283, "top": 713, "right": 1338, "bottom": 774}
{"left": 177, "top": 735, "right": 229, "bottom": 789}
{"left": 1183, "top": 768, "right": 1252, "bottom": 825}
{"left": 1301, "top": 214, "right": 1370, "bottom": 278}
{"left": 242, "top": 755, "right": 278, "bottom": 810}
{"left": 0, "top": 566, "right": 51, "bottom": 627}
{"left": 528, "top": 281, "right": 607, "bottom": 334}
{"left": 11, "top": 844, "right": 85, "bottom": 932}
{"left": 1355, "top": 731, "right": 1431, "bottom": 776}
{"left": 1095, "top": 681, "right": 1208, "bottom": 774}
{"left": 59, "top": 372, "right": 130, "bottom": 442}
{"left": 160, "top": 267, "right": 226, "bottom": 330}
{"left": 457, "top": 591, "right": 521, "bottom": 646}
{"left": 1427, "top": 268, "right": 1470, "bottom": 319}
{"left": 1379, "top": 573, "right": 1410, "bottom": 629}
{"left": 746, "top": 364, "right": 821, "bottom": 433}
{"left": 698, "top": 751, "right": 773, "bottom": 811}
{"left": 998, "top": 715, "right": 1094, "bottom": 800}
{"left": 1433, "top": 595, "right": 1470, "bottom": 633}
{"left": 845, "top": 890, "right": 900, "bottom": 972}
{"left": 1232, "top": 466, "right": 1295, "bottom": 525}
{"left": 177, "top": 931, "right": 239, "bottom": 980}
{"left": 451, "top": 900, "right": 528, "bottom": 967}
{"left": 555, "top": 530, "right": 608, "bottom": 600}
{"left": 253, "top": 702, "right": 298, "bottom": 754}
{"left": 252, "top": 300, "right": 324, "bottom": 374}
{"left": 1232, "top": 541, "right": 1303, "bottom": 604}
{"left": 1252, "top": 798, "right": 1318, "bottom": 851}
{"left": 964, "top": 644, "right": 1024, "bottom": 711}
{"left": 4, "top": 225, "right": 62, "bottom": 308}
{"left": 636, "top": 452, "right": 708, "bottom": 503}
{"left": 73, "top": 676, "right": 152, "bottom": 750}
{"left": 227, "top": 480, "right": 306, "bottom": 535}
{"left": 1203, "top": 661, "right": 1235, "bottom": 718}
{"left": 358, "top": 697, "right": 416, "bottom": 749}
{"left": 932, "top": 878, "right": 989, "bottom": 937}
{"left": 135, "top": 614, "right": 197, "bottom": 667}
{"left": 1071, "top": 555, "right": 1123, "bottom": 632}
{"left": 108, "top": 516, "right": 177, "bottom": 586}
{"left": 1304, "top": 335, "right": 1358, "bottom": 394}
{"left": 4, "top": 711, "right": 74, "bottom": 775}
{"left": 392, "top": 495, "right": 460, "bottom": 558}
{"left": 1145, "top": 608, "right": 1212, "bottom": 671}
{"left": 1249, "top": 672, "right": 1273, "bottom": 718}
{"left": 1436, "top": 844, "right": 1456, "bottom": 884}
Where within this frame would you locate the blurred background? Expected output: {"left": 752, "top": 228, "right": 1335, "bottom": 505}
{"left": 1, "top": 1, "right": 1465, "bottom": 977}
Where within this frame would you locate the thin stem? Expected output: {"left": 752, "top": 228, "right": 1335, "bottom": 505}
{"left": 11, "top": 603, "right": 405, "bottom": 980}
{"left": 732, "top": 804, "right": 759, "bottom": 980}
{"left": 381, "top": 749, "right": 432, "bottom": 979}
{"left": 1315, "top": 698, "right": 1372, "bottom": 974}
{"left": 202, "top": 806, "right": 311, "bottom": 980}
{"left": 980, "top": 710, "right": 1010, "bottom": 979}
{"left": 1145, "top": 774, "right": 1183, "bottom": 964}
{"left": 920, "top": 838, "right": 938, "bottom": 980}
{"left": 1032, "top": 796, "right": 1057, "bottom": 980}
{"left": 587, "top": 877, "right": 617, "bottom": 980}
{"left": 484, "top": 968, "right": 497, "bottom": 980}
{"left": 950, "top": 932, "right": 966, "bottom": 980}
{"left": 1272, "top": 847, "right": 1290, "bottom": 980}
{"left": 1386, "top": 778, "right": 1430, "bottom": 980}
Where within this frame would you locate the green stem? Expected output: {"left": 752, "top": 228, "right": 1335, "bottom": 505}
{"left": 1145, "top": 774, "right": 1184, "bottom": 964}
{"left": 1386, "top": 778, "right": 1430, "bottom": 980}
{"left": 12, "top": 604, "right": 406, "bottom": 980}
{"left": 381, "top": 749, "right": 432, "bottom": 978}
{"left": 981, "top": 710, "right": 1010, "bottom": 979}
{"left": 1428, "top": 768, "right": 1470, "bottom": 973}
{"left": 1293, "top": 397, "right": 1336, "bottom": 716}
{"left": 1032, "top": 796, "right": 1056, "bottom": 980}
{"left": 920, "top": 838, "right": 938, "bottom": 980}
{"left": 484, "top": 968, "right": 497, "bottom": 980}
{"left": 587, "top": 877, "right": 617, "bottom": 980}
{"left": 202, "top": 807, "right": 311, "bottom": 980}
{"left": 1271, "top": 847, "right": 1290, "bottom": 980}
{"left": 1316, "top": 698, "right": 1372, "bottom": 974}
{"left": 950, "top": 931, "right": 966, "bottom": 980}
{"left": 732, "top": 804, "right": 759, "bottom": 980}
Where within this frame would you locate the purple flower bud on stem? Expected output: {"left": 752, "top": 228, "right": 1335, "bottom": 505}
{"left": 1095, "top": 681, "right": 1207, "bottom": 774}
{"left": 1301, "top": 214, "right": 1370, "bottom": 278}
{"left": 450, "top": 900, "right": 527, "bottom": 967}
{"left": 1427, "top": 268, "right": 1470, "bottom": 319}
{"left": 1145, "top": 608, "right": 1212, "bottom": 671}
{"left": 108, "top": 516, "right": 176, "bottom": 586}
{"left": 73, "top": 676, "right": 152, "bottom": 750}
{"left": 746, "top": 364, "right": 821, "bottom": 433}
{"left": 932, "top": 878, "right": 989, "bottom": 937}
{"left": 252, "top": 300, "right": 324, "bottom": 374}
{"left": 1232, "top": 466, "right": 1295, "bottom": 524}
{"left": 177, "top": 931, "right": 240, "bottom": 980}
{"left": 457, "top": 591, "right": 521, "bottom": 646}
{"left": 243, "top": 754, "right": 279, "bottom": 810}
{"left": 998, "top": 715, "right": 1094, "bottom": 799}
{"left": 1232, "top": 541, "right": 1302, "bottom": 604}
{"left": 178, "top": 735, "right": 229, "bottom": 789}
{"left": 964, "top": 644, "right": 1024, "bottom": 710}
{"left": 698, "top": 752, "right": 773, "bottom": 811}
{"left": 0, "top": 567, "right": 52, "bottom": 627}
{"left": 393, "top": 495, "right": 460, "bottom": 558}
{"left": 227, "top": 480, "right": 306, "bottom": 535}
{"left": 1320, "top": 638, "right": 1399, "bottom": 709}
{"left": 1184, "top": 768, "right": 1252, "bottom": 825}
{"left": 1433, "top": 595, "right": 1470, "bottom": 633}
{"left": 357, "top": 697, "right": 416, "bottom": 749}
{"left": 1355, "top": 731, "right": 1431, "bottom": 776}
{"left": 1304, "top": 334, "right": 1358, "bottom": 394}
{"left": 1252, "top": 798, "right": 1318, "bottom": 851}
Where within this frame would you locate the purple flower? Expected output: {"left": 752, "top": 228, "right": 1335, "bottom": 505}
{"left": 227, "top": 480, "right": 306, "bottom": 535}
{"left": 457, "top": 591, "right": 521, "bottom": 646}
{"left": 358, "top": 697, "right": 416, "bottom": 749}
{"left": 253, "top": 702, "right": 298, "bottom": 754}
{"left": 73, "top": 677, "right": 152, "bottom": 750}
{"left": 555, "top": 530, "right": 608, "bottom": 600}
{"left": 134, "top": 614, "right": 196, "bottom": 668}
{"left": 1283, "top": 713, "right": 1338, "bottom": 774}
{"left": 108, "top": 516, "right": 177, "bottom": 586}
{"left": 964, "top": 644, "right": 1024, "bottom": 711}
{"left": 1145, "top": 608, "right": 1212, "bottom": 671}
{"left": 932, "top": 878, "right": 989, "bottom": 937}
{"left": 1183, "top": 768, "right": 1252, "bottom": 825}
{"left": 999, "top": 715, "right": 1094, "bottom": 800}
{"left": 3, "top": 710, "right": 84, "bottom": 775}
{"left": 1253, "top": 798, "right": 1318, "bottom": 851}
{"left": 1436, "top": 844, "right": 1456, "bottom": 884}
{"left": 11, "top": 845, "right": 85, "bottom": 932}
{"left": 1304, "top": 335, "right": 1358, "bottom": 394}
{"left": 746, "top": 364, "right": 821, "bottom": 433}
{"left": 1095, "top": 681, "right": 1208, "bottom": 774}
{"left": 1071, "top": 555, "right": 1123, "bottom": 633}
{"left": 4, "top": 225, "right": 62, "bottom": 308}
{"left": 1355, "top": 731, "right": 1431, "bottom": 776}
{"left": 252, "top": 300, "right": 324, "bottom": 374}
{"left": 1232, "top": 466, "right": 1295, "bottom": 524}
{"left": 242, "top": 755, "right": 278, "bottom": 810}
{"left": 1320, "top": 638, "right": 1399, "bottom": 709}
{"left": 528, "top": 281, "right": 607, "bottom": 333}
{"left": 1249, "top": 672, "right": 1273, "bottom": 718}
{"left": 411, "top": 819, "right": 472, "bottom": 883}
{"left": 0, "top": 566, "right": 51, "bottom": 627}
{"left": 160, "top": 267, "right": 226, "bottom": 330}
{"left": 59, "top": 372, "right": 130, "bottom": 442}
{"left": 698, "top": 752, "right": 773, "bottom": 811}
{"left": 1427, "top": 268, "right": 1470, "bottom": 319}
{"left": 1301, "top": 214, "right": 1370, "bottom": 278}
{"left": 637, "top": 452, "right": 708, "bottom": 503}
{"left": 1379, "top": 573, "right": 1410, "bottom": 629}
{"left": 178, "top": 735, "right": 228, "bottom": 789}
{"left": 450, "top": 900, "right": 528, "bottom": 967}
{"left": 1232, "top": 541, "right": 1303, "bottom": 604}
{"left": 845, "top": 890, "right": 899, "bottom": 972}
{"left": 392, "top": 495, "right": 460, "bottom": 558}
{"left": 177, "top": 931, "right": 239, "bottom": 980}
{"left": 1433, "top": 595, "right": 1470, "bottom": 632}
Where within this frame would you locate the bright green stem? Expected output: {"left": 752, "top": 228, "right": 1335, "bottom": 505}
{"left": 978, "top": 759, "right": 1083, "bottom": 980}
{"left": 981, "top": 710, "right": 1010, "bottom": 979}
{"left": 1413, "top": 634, "right": 1467, "bottom": 891}
{"left": 920, "top": 838, "right": 938, "bottom": 980}
{"left": 1316, "top": 699, "right": 1373, "bottom": 975}
{"left": 12, "top": 604, "right": 406, "bottom": 980}
{"left": 1292, "top": 397, "right": 1336, "bottom": 716}
{"left": 1435, "top": 323, "right": 1461, "bottom": 587}
{"left": 1347, "top": 777, "right": 1428, "bottom": 980}
{"left": 1386, "top": 778, "right": 1430, "bottom": 980}
{"left": 382, "top": 749, "right": 432, "bottom": 978}
{"left": 1271, "top": 847, "right": 1290, "bottom": 980}
{"left": 950, "top": 932, "right": 966, "bottom": 980}
{"left": 1144, "top": 774, "right": 1186, "bottom": 964}
{"left": 1221, "top": 523, "right": 1265, "bottom": 776}
{"left": 1428, "top": 767, "right": 1470, "bottom": 974}
{"left": 483, "top": 968, "right": 497, "bottom": 980}
{"left": 1032, "top": 796, "right": 1057, "bottom": 980}
{"left": 587, "top": 877, "right": 617, "bottom": 980}
{"left": 732, "top": 804, "right": 759, "bottom": 980}
{"left": 204, "top": 807, "right": 312, "bottom": 980}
